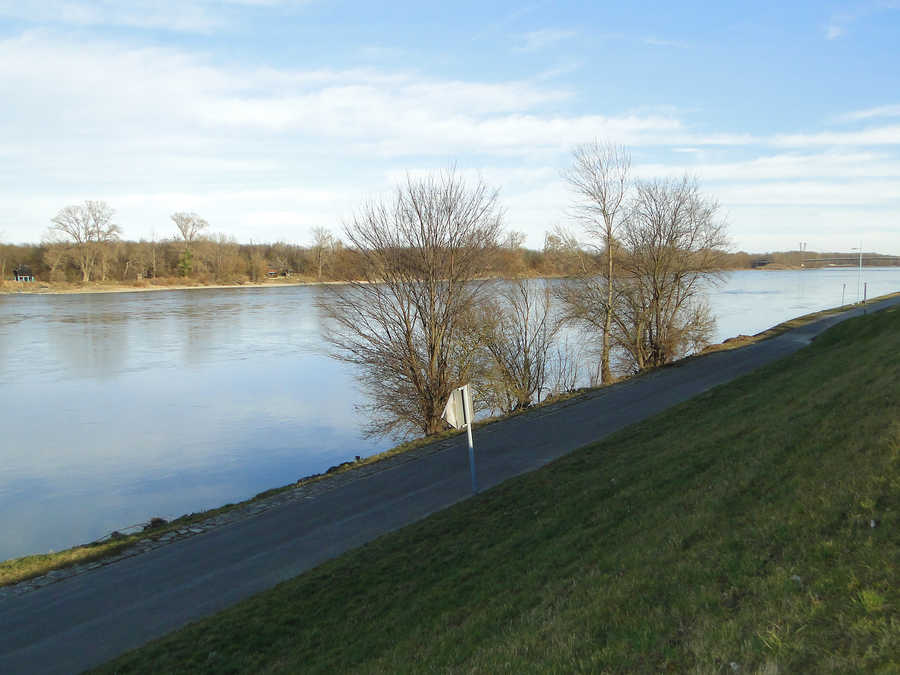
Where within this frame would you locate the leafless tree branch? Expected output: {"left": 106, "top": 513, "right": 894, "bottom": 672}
{"left": 318, "top": 169, "right": 503, "bottom": 437}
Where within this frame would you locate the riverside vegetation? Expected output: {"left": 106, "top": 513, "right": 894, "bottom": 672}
{"left": 92, "top": 304, "right": 899, "bottom": 673}
{"left": 4, "top": 217, "right": 897, "bottom": 292}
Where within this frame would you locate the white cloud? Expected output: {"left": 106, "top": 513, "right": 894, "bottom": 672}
{"left": 636, "top": 151, "right": 900, "bottom": 182}
{"left": 772, "top": 126, "right": 900, "bottom": 147}
{"left": 725, "top": 204, "right": 900, "bottom": 254}
{"left": 838, "top": 104, "right": 900, "bottom": 122}
{"left": 0, "top": 1, "right": 219, "bottom": 32}
{"left": 714, "top": 180, "right": 900, "bottom": 206}
{"left": 533, "top": 61, "right": 582, "bottom": 81}
{"left": 643, "top": 36, "right": 691, "bottom": 48}
{"left": 514, "top": 29, "right": 577, "bottom": 52}
{"left": 0, "top": 0, "right": 306, "bottom": 32}
{"left": 0, "top": 30, "right": 701, "bottom": 177}
{"left": 823, "top": 2, "right": 900, "bottom": 41}
{"left": 1, "top": 30, "right": 899, "bottom": 256}
{"left": 621, "top": 151, "right": 900, "bottom": 253}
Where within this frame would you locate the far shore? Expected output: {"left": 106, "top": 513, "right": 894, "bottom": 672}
{"left": 0, "top": 277, "right": 346, "bottom": 296}
{"left": 0, "top": 264, "right": 851, "bottom": 297}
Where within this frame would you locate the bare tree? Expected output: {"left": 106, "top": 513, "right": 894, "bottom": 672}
{"left": 548, "top": 334, "right": 583, "bottom": 393}
{"left": 473, "top": 279, "right": 561, "bottom": 414}
{"left": 495, "top": 230, "right": 527, "bottom": 276}
{"left": 614, "top": 175, "right": 728, "bottom": 370}
{"left": 41, "top": 232, "right": 70, "bottom": 281}
{"left": 548, "top": 225, "right": 615, "bottom": 386}
{"left": 50, "top": 201, "right": 121, "bottom": 281}
{"left": 147, "top": 233, "right": 161, "bottom": 279}
{"left": 563, "top": 141, "right": 631, "bottom": 384}
{"left": 502, "top": 230, "right": 526, "bottom": 249}
{"left": 542, "top": 228, "right": 581, "bottom": 276}
{"left": 556, "top": 265, "right": 623, "bottom": 385}
{"left": 171, "top": 212, "right": 209, "bottom": 244}
{"left": 310, "top": 226, "right": 336, "bottom": 280}
{"left": 320, "top": 170, "right": 502, "bottom": 437}
{"left": 268, "top": 241, "right": 293, "bottom": 277}
{"left": 171, "top": 212, "right": 208, "bottom": 278}
{"left": 207, "top": 233, "right": 241, "bottom": 280}
{"left": 0, "top": 232, "right": 11, "bottom": 282}
{"left": 248, "top": 248, "right": 267, "bottom": 281}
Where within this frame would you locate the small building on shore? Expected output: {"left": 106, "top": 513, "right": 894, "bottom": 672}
{"left": 13, "top": 265, "right": 35, "bottom": 282}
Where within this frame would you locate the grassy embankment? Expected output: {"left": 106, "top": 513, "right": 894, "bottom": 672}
{"left": 95, "top": 305, "right": 899, "bottom": 673}
{"left": 3, "top": 294, "right": 898, "bottom": 591}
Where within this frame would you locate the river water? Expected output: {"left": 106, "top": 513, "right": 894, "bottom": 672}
{"left": 1, "top": 267, "right": 898, "bottom": 561}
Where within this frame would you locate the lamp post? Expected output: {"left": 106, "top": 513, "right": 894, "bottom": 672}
{"left": 851, "top": 244, "right": 862, "bottom": 303}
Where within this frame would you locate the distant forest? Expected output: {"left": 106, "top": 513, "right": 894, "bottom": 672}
{"left": 1, "top": 234, "right": 898, "bottom": 286}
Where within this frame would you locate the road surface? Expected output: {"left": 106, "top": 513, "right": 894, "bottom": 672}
{"left": 1, "top": 297, "right": 897, "bottom": 674}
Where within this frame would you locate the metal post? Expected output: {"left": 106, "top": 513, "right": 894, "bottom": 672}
{"left": 864, "top": 282, "right": 867, "bottom": 304}
{"left": 462, "top": 384, "right": 477, "bottom": 494}
{"left": 857, "top": 244, "right": 862, "bottom": 303}
{"left": 841, "top": 283, "right": 846, "bottom": 306}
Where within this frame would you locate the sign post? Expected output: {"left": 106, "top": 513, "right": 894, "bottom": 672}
{"left": 442, "top": 383, "right": 478, "bottom": 494}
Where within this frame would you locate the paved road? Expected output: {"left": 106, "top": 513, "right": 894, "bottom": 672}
{"left": 1, "top": 297, "right": 897, "bottom": 674}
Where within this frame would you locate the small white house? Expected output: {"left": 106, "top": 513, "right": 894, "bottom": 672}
{"left": 13, "top": 265, "right": 34, "bottom": 282}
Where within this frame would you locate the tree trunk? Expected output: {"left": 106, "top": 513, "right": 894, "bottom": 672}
{"left": 424, "top": 414, "right": 445, "bottom": 436}
{"left": 601, "top": 245, "right": 613, "bottom": 383}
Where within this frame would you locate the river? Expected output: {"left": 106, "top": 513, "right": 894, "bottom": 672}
{"left": 1, "top": 267, "right": 898, "bottom": 561}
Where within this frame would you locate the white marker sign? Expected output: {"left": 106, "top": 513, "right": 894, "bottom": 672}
{"left": 442, "top": 383, "right": 478, "bottom": 494}
{"left": 441, "top": 387, "right": 466, "bottom": 430}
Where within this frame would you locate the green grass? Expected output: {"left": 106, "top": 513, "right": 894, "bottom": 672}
{"left": 94, "top": 306, "right": 900, "bottom": 673}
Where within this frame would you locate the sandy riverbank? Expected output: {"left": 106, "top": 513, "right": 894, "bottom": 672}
{"left": 0, "top": 278, "right": 342, "bottom": 296}
{"left": 0, "top": 267, "right": 807, "bottom": 297}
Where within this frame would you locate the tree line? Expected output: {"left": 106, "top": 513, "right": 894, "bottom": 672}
{"left": 0, "top": 209, "right": 364, "bottom": 285}
{"left": 318, "top": 148, "right": 734, "bottom": 438}
{"left": 3, "top": 200, "right": 874, "bottom": 288}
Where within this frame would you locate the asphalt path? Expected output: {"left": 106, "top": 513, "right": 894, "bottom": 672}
{"left": 1, "top": 296, "right": 897, "bottom": 674}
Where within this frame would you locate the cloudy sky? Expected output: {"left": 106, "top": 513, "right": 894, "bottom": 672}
{"left": 1, "top": 0, "right": 899, "bottom": 253}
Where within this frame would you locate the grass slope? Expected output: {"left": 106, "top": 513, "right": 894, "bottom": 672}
{"left": 97, "top": 308, "right": 899, "bottom": 674}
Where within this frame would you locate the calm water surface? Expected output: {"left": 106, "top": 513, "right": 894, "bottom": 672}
{"left": 1, "top": 268, "right": 898, "bottom": 560}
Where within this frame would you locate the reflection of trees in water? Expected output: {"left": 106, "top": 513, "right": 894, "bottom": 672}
{"left": 46, "top": 304, "right": 131, "bottom": 379}
{"left": 178, "top": 291, "right": 229, "bottom": 366}
{"left": 173, "top": 287, "right": 331, "bottom": 364}
{"left": 311, "top": 285, "right": 346, "bottom": 353}
{"left": 30, "top": 286, "right": 340, "bottom": 378}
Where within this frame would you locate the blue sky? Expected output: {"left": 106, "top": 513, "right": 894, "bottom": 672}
{"left": 1, "top": 0, "right": 899, "bottom": 253}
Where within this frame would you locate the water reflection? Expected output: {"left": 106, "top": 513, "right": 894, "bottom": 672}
{"left": 1, "top": 286, "right": 389, "bottom": 560}
{"left": 1, "top": 269, "right": 899, "bottom": 561}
